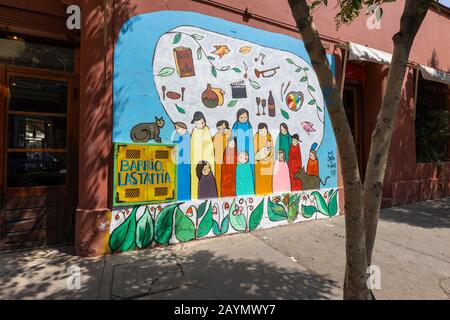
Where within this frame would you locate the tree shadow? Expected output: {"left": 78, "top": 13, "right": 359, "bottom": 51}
{"left": 379, "top": 197, "right": 450, "bottom": 229}
{"left": 0, "top": 244, "right": 340, "bottom": 300}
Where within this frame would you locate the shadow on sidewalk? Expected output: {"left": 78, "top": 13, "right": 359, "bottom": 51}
{"left": 110, "top": 248, "right": 340, "bottom": 300}
{"left": 380, "top": 198, "right": 450, "bottom": 229}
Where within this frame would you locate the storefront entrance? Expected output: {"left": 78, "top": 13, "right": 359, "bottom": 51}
{"left": 0, "top": 65, "right": 76, "bottom": 251}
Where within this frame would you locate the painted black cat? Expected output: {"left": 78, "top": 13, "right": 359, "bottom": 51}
{"left": 130, "top": 117, "right": 165, "bottom": 143}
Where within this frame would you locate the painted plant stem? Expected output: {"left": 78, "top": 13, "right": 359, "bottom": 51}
{"left": 166, "top": 31, "right": 239, "bottom": 74}
{"left": 288, "top": 59, "right": 324, "bottom": 123}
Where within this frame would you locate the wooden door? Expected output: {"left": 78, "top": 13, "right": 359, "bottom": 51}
{"left": 0, "top": 66, "right": 75, "bottom": 251}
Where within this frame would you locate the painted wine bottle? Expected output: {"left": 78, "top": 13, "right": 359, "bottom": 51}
{"left": 268, "top": 90, "right": 276, "bottom": 117}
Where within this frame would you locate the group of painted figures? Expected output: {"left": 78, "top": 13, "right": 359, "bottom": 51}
{"left": 172, "top": 108, "right": 320, "bottom": 200}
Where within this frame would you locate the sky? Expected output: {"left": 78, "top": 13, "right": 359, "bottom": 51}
{"left": 439, "top": 0, "right": 450, "bottom": 8}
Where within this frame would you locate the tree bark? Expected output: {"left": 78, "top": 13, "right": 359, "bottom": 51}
{"left": 287, "top": 0, "right": 370, "bottom": 300}
{"left": 363, "top": 0, "right": 433, "bottom": 266}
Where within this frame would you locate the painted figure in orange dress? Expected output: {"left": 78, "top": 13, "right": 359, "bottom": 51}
{"left": 254, "top": 123, "right": 273, "bottom": 195}
{"left": 213, "top": 120, "right": 232, "bottom": 197}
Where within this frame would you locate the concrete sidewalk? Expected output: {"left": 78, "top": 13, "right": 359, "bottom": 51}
{"left": 1, "top": 198, "right": 449, "bottom": 300}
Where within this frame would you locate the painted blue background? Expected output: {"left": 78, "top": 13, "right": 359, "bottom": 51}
{"left": 113, "top": 10, "right": 338, "bottom": 189}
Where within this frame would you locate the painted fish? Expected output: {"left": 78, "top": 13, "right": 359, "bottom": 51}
{"left": 301, "top": 121, "right": 316, "bottom": 135}
{"left": 212, "top": 45, "right": 231, "bottom": 59}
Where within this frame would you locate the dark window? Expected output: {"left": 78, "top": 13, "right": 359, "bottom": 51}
{"left": 6, "top": 77, "right": 69, "bottom": 187}
{"left": 415, "top": 73, "right": 450, "bottom": 163}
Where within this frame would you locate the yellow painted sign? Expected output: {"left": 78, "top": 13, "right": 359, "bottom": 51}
{"left": 114, "top": 143, "right": 177, "bottom": 206}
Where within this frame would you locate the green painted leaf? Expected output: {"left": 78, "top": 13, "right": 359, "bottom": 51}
{"left": 229, "top": 200, "right": 247, "bottom": 232}
{"left": 249, "top": 200, "right": 264, "bottom": 231}
{"left": 249, "top": 79, "right": 261, "bottom": 89}
{"left": 288, "top": 197, "right": 300, "bottom": 222}
{"left": 281, "top": 109, "right": 290, "bottom": 120}
{"left": 317, "top": 106, "right": 323, "bottom": 112}
{"left": 303, "top": 67, "right": 310, "bottom": 71}
{"left": 197, "top": 203, "right": 213, "bottom": 238}
{"left": 286, "top": 58, "right": 295, "bottom": 65}
{"left": 173, "top": 33, "right": 182, "bottom": 44}
{"left": 197, "top": 47, "right": 202, "bottom": 60}
{"left": 208, "top": 56, "right": 216, "bottom": 61}
{"left": 267, "top": 199, "right": 288, "bottom": 222}
{"left": 311, "top": 191, "right": 330, "bottom": 216}
{"left": 154, "top": 204, "right": 178, "bottom": 245}
{"left": 295, "top": 67, "right": 302, "bottom": 72}
{"left": 136, "top": 207, "right": 154, "bottom": 249}
{"left": 301, "top": 205, "right": 317, "bottom": 218}
{"left": 327, "top": 190, "right": 339, "bottom": 217}
{"left": 212, "top": 220, "right": 221, "bottom": 236}
{"left": 175, "top": 104, "right": 186, "bottom": 114}
{"left": 109, "top": 207, "right": 137, "bottom": 252}
{"left": 211, "top": 66, "right": 217, "bottom": 77}
{"left": 221, "top": 215, "right": 230, "bottom": 234}
{"left": 197, "top": 201, "right": 208, "bottom": 220}
{"left": 175, "top": 208, "right": 196, "bottom": 242}
{"left": 191, "top": 34, "right": 205, "bottom": 40}
{"left": 220, "top": 66, "right": 230, "bottom": 71}
{"left": 308, "top": 100, "right": 316, "bottom": 105}
{"left": 232, "top": 67, "right": 241, "bottom": 73}
{"left": 157, "top": 67, "right": 175, "bottom": 77}
{"left": 228, "top": 100, "right": 238, "bottom": 108}
{"left": 308, "top": 85, "right": 316, "bottom": 92}
{"left": 300, "top": 76, "right": 308, "bottom": 82}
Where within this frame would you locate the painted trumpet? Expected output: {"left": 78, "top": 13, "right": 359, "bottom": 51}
{"left": 254, "top": 66, "right": 280, "bottom": 78}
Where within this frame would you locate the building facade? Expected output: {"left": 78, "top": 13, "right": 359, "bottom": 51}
{"left": 0, "top": 0, "right": 448, "bottom": 255}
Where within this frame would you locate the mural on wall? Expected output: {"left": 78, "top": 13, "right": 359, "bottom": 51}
{"left": 112, "top": 11, "right": 340, "bottom": 252}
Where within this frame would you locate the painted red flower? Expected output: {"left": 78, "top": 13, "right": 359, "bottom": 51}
{"left": 224, "top": 202, "right": 230, "bottom": 210}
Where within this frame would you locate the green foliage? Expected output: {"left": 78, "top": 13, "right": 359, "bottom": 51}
{"left": 175, "top": 207, "right": 196, "bottom": 242}
{"left": 197, "top": 202, "right": 214, "bottom": 238}
{"left": 249, "top": 200, "right": 264, "bottom": 231}
{"left": 416, "top": 110, "right": 450, "bottom": 163}
{"left": 136, "top": 207, "right": 154, "bottom": 249}
{"left": 109, "top": 207, "right": 138, "bottom": 252}
{"left": 154, "top": 204, "right": 178, "bottom": 245}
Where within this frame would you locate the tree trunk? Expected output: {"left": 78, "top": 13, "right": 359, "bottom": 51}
{"left": 287, "top": 0, "right": 370, "bottom": 300}
{"left": 288, "top": 0, "right": 432, "bottom": 299}
{"left": 363, "top": 0, "right": 432, "bottom": 266}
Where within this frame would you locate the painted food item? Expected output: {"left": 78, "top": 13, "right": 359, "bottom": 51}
{"left": 202, "top": 84, "right": 225, "bottom": 108}
{"left": 286, "top": 91, "right": 304, "bottom": 111}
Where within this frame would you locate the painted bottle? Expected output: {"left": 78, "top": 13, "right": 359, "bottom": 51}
{"left": 268, "top": 90, "right": 276, "bottom": 117}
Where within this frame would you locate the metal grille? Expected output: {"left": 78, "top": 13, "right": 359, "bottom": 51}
{"left": 126, "top": 150, "right": 141, "bottom": 159}
{"left": 154, "top": 187, "right": 168, "bottom": 197}
{"left": 125, "top": 188, "right": 140, "bottom": 198}
{"left": 415, "top": 72, "right": 449, "bottom": 162}
{"left": 156, "top": 150, "right": 169, "bottom": 159}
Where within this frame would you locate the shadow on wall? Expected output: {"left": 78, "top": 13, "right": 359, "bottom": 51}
{"left": 0, "top": 245, "right": 340, "bottom": 300}
{"left": 79, "top": 0, "right": 139, "bottom": 208}
{"left": 380, "top": 197, "right": 450, "bottom": 229}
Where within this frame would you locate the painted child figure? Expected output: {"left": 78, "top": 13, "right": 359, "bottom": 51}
{"left": 221, "top": 137, "right": 238, "bottom": 198}
{"left": 236, "top": 151, "right": 255, "bottom": 196}
{"left": 273, "top": 149, "right": 291, "bottom": 193}
{"left": 172, "top": 122, "right": 191, "bottom": 200}
{"left": 196, "top": 161, "right": 218, "bottom": 200}
{"left": 307, "top": 143, "right": 319, "bottom": 177}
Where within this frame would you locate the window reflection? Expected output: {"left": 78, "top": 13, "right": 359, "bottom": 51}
{"left": 7, "top": 152, "right": 67, "bottom": 187}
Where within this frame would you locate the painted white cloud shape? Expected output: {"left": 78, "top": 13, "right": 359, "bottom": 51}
{"left": 153, "top": 26, "right": 325, "bottom": 166}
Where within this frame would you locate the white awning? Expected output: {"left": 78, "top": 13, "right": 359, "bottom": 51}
{"left": 419, "top": 65, "right": 450, "bottom": 86}
{"left": 347, "top": 42, "right": 392, "bottom": 66}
